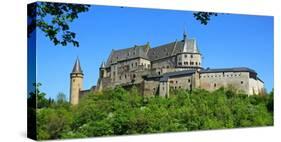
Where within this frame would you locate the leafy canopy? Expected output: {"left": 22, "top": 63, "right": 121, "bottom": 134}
{"left": 34, "top": 85, "right": 273, "bottom": 140}
{"left": 28, "top": 2, "right": 90, "bottom": 47}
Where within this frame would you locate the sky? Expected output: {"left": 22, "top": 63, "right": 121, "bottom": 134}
{"left": 34, "top": 5, "right": 273, "bottom": 100}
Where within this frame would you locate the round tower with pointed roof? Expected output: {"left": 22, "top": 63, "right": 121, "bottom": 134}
{"left": 176, "top": 30, "right": 202, "bottom": 71}
{"left": 70, "top": 58, "right": 83, "bottom": 105}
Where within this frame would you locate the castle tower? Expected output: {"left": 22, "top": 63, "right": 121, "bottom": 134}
{"left": 70, "top": 58, "right": 83, "bottom": 105}
{"left": 177, "top": 30, "right": 202, "bottom": 71}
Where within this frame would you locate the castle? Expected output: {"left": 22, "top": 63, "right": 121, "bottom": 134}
{"left": 69, "top": 31, "right": 265, "bottom": 105}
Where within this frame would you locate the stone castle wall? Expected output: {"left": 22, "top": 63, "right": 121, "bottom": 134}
{"left": 199, "top": 72, "right": 250, "bottom": 94}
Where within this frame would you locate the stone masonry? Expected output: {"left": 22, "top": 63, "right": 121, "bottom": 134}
{"left": 69, "top": 31, "right": 265, "bottom": 105}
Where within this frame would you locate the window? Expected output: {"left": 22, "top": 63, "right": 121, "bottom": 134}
{"left": 135, "top": 62, "right": 137, "bottom": 67}
{"left": 190, "top": 62, "right": 194, "bottom": 65}
{"left": 176, "top": 81, "right": 178, "bottom": 84}
{"left": 188, "top": 79, "right": 191, "bottom": 83}
{"left": 191, "top": 55, "right": 193, "bottom": 58}
{"left": 133, "top": 74, "right": 136, "bottom": 78}
{"left": 184, "top": 54, "right": 187, "bottom": 58}
{"left": 73, "top": 79, "right": 75, "bottom": 82}
{"left": 125, "top": 74, "right": 127, "bottom": 79}
{"left": 214, "top": 83, "right": 217, "bottom": 88}
{"left": 158, "top": 72, "right": 161, "bottom": 75}
{"left": 178, "top": 62, "right": 182, "bottom": 65}
{"left": 119, "top": 76, "right": 121, "bottom": 80}
{"left": 195, "top": 62, "right": 198, "bottom": 65}
{"left": 241, "top": 81, "right": 244, "bottom": 84}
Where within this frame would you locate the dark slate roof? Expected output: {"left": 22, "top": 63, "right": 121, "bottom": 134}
{"left": 105, "top": 43, "right": 150, "bottom": 67}
{"left": 200, "top": 67, "right": 257, "bottom": 74}
{"left": 147, "top": 40, "right": 179, "bottom": 61}
{"left": 72, "top": 58, "right": 83, "bottom": 73}
{"left": 160, "top": 70, "right": 196, "bottom": 82}
{"left": 147, "top": 38, "right": 199, "bottom": 61}
{"left": 105, "top": 37, "right": 199, "bottom": 66}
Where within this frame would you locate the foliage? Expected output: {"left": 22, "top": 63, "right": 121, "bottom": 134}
{"left": 193, "top": 12, "right": 218, "bottom": 25}
{"left": 35, "top": 86, "right": 273, "bottom": 140}
{"left": 28, "top": 2, "right": 90, "bottom": 47}
{"left": 28, "top": 83, "right": 49, "bottom": 109}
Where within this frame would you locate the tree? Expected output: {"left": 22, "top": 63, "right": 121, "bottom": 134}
{"left": 28, "top": 2, "right": 90, "bottom": 47}
{"left": 37, "top": 108, "right": 73, "bottom": 140}
{"left": 28, "top": 83, "right": 49, "bottom": 109}
{"left": 56, "top": 92, "right": 67, "bottom": 103}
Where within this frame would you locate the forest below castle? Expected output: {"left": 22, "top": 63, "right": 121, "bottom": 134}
{"left": 28, "top": 84, "right": 273, "bottom": 140}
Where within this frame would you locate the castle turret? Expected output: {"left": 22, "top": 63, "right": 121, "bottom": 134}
{"left": 96, "top": 61, "right": 106, "bottom": 91}
{"left": 99, "top": 61, "right": 106, "bottom": 78}
{"left": 70, "top": 58, "right": 83, "bottom": 105}
{"left": 176, "top": 30, "right": 202, "bottom": 71}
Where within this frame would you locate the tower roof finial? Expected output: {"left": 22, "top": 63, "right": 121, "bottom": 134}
{"left": 183, "top": 27, "right": 187, "bottom": 40}
{"left": 72, "top": 57, "right": 83, "bottom": 73}
{"left": 100, "top": 61, "right": 105, "bottom": 68}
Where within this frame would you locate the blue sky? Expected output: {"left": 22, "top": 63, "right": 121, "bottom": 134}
{"left": 35, "top": 5, "right": 273, "bottom": 100}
